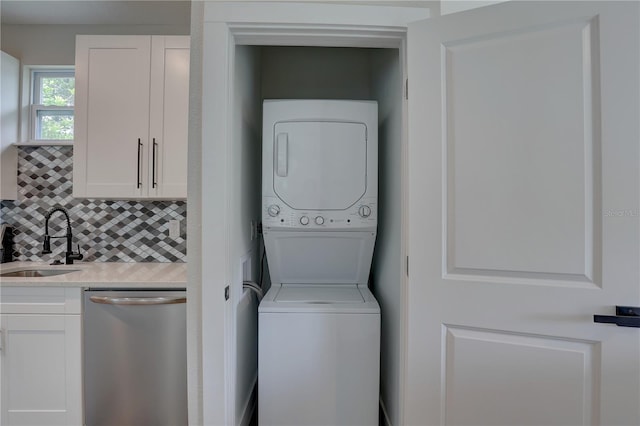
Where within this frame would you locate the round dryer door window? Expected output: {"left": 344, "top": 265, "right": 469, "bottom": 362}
{"left": 272, "top": 120, "right": 368, "bottom": 210}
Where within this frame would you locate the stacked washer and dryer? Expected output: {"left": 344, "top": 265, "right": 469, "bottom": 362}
{"left": 259, "top": 99, "right": 381, "bottom": 426}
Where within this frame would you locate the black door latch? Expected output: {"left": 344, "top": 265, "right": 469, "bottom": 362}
{"left": 594, "top": 306, "right": 640, "bottom": 328}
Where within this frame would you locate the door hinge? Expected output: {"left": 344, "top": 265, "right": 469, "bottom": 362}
{"left": 224, "top": 286, "right": 230, "bottom": 301}
{"left": 405, "top": 79, "right": 409, "bottom": 100}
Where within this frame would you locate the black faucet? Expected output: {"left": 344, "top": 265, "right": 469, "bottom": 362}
{"left": 1, "top": 225, "right": 14, "bottom": 263}
{"left": 42, "top": 207, "right": 83, "bottom": 265}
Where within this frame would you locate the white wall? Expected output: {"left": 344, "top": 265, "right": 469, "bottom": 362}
{"left": 1, "top": 24, "right": 189, "bottom": 65}
{"left": 261, "top": 46, "right": 372, "bottom": 100}
{"left": 186, "top": 3, "right": 204, "bottom": 426}
{"left": 231, "top": 44, "right": 262, "bottom": 426}
{"left": 370, "top": 48, "right": 403, "bottom": 426}
{"left": 440, "top": 0, "right": 507, "bottom": 16}
{"left": 199, "top": 19, "right": 232, "bottom": 426}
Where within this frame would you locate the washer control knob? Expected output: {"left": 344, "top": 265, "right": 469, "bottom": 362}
{"left": 300, "top": 216, "right": 310, "bottom": 225}
{"left": 315, "top": 216, "right": 325, "bottom": 225}
{"left": 359, "top": 205, "right": 372, "bottom": 218}
{"left": 267, "top": 204, "right": 280, "bottom": 217}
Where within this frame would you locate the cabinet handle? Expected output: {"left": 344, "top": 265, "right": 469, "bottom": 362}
{"left": 137, "top": 138, "right": 143, "bottom": 189}
{"left": 152, "top": 138, "right": 158, "bottom": 189}
{"left": 89, "top": 295, "right": 186, "bottom": 305}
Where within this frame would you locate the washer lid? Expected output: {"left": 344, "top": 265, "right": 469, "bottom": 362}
{"left": 274, "top": 285, "right": 364, "bottom": 303}
{"left": 259, "top": 284, "right": 380, "bottom": 314}
{"left": 272, "top": 120, "right": 368, "bottom": 211}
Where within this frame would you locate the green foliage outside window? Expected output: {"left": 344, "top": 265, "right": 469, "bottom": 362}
{"left": 36, "top": 74, "right": 75, "bottom": 140}
{"left": 39, "top": 113, "right": 74, "bottom": 140}
{"left": 40, "top": 76, "right": 74, "bottom": 106}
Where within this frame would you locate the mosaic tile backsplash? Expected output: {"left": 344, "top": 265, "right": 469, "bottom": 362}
{"left": 0, "top": 146, "right": 186, "bottom": 263}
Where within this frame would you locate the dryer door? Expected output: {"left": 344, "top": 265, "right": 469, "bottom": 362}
{"left": 272, "top": 120, "right": 368, "bottom": 210}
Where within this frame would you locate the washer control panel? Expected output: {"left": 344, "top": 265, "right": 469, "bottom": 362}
{"left": 263, "top": 196, "right": 377, "bottom": 230}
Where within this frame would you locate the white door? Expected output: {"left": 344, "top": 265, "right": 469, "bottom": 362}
{"left": 406, "top": 2, "right": 639, "bottom": 425}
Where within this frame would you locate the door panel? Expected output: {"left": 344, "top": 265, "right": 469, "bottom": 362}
{"left": 407, "top": 2, "right": 639, "bottom": 425}
{"left": 444, "top": 327, "right": 598, "bottom": 426}
{"left": 445, "top": 18, "right": 597, "bottom": 281}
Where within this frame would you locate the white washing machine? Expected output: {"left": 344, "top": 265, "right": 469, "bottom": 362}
{"left": 259, "top": 100, "right": 380, "bottom": 426}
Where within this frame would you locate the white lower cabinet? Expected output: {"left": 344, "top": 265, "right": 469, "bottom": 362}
{"left": 0, "top": 288, "right": 82, "bottom": 426}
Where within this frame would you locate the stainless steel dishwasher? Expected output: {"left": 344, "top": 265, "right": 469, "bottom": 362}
{"left": 83, "top": 289, "right": 187, "bottom": 426}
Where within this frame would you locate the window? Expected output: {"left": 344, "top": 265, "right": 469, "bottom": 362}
{"left": 30, "top": 69, "right": 75, "bottom": 141}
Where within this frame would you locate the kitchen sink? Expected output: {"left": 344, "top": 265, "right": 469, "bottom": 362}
{"left": 0, "top": 269, "right": 80, "bottom": 278}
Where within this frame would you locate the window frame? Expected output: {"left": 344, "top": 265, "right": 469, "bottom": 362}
{"left": 27, "top": 67, "right": 75, "bottom": 144}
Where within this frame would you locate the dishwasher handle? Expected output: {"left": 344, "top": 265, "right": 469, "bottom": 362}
{"left": 89, "top": 295, "right": 186, "bottom": 305}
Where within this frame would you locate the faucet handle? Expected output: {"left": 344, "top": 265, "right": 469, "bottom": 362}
{"left": 42, "top": 235, "right": 52, "bottom": 254}
{"left": 75, "top": 244, "right": 84, "bottom": 260}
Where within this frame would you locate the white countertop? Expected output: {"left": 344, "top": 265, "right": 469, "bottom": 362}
{"left": 0, "top": 261, "right": 187, "bottom": 288}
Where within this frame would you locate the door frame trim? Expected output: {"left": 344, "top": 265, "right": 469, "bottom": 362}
{"left": 200, "top": 2, "right": 430, "bottom": 425}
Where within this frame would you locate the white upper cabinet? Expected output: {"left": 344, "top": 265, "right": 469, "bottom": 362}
{"left": 1, "top": 51, "right": 19, "bottom": 200}
{"left": 149, "top": 36, "right": 190, "bottom": 199}
{"left": 73, "top": 35, "right": 189, "bottom": 199}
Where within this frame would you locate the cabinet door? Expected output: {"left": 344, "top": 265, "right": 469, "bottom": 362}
{"left": 1, "top": 51, "right": 19, "bottom": 200}
{"left": 74, "top": 35, "right": 151, "bottom": 198}
{"left": 0, "top": 314, "right": 82, "bottom": 426}
{"left": 149, "top": 36, "right": 190, "bottom": 199}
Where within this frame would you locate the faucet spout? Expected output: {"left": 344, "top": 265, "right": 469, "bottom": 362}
{"left": 43, "top": 207, "right": 83, "bottom": 264}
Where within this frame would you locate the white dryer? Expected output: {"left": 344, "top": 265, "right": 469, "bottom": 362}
{"left": 259, "top": 100, "right": 380, "bottom": 426}
{"left": 262, "top": 99, "right": 378, "bottom": 232}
